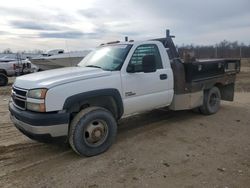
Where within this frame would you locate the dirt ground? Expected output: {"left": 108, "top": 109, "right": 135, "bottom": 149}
{"left": 0, "top": 60, "right": 250, "bottom": 188}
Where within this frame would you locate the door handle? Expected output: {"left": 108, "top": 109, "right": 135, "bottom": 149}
{"left": 160, "top": 74, "right": 167, "bottom": 80}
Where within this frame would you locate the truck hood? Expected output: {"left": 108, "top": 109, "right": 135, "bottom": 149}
{"left": 14, "top": 67, "right": 112, "bottom": 89}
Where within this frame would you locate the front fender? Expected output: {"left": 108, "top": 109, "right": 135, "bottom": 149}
{"left": 63, "top": 89, "right": 124, "bottom": 119}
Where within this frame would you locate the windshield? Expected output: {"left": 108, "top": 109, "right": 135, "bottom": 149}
{"left": 78, "top": 44, "right": 132, "bottom": 71}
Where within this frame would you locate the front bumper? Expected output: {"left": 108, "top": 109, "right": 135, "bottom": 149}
{"left": 9, "top": 102, "right": 70, "bottom": 138}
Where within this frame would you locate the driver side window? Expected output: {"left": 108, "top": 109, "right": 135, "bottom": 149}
{"left": 127, "top": 44, "right": 163, "bottom": 72}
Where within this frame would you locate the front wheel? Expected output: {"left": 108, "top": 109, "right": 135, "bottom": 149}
{"left": 199, "top": 87, "right": 221, "bottom": 115}
{"left": 0, "top": 73, "right": 8, "bottom": 86}
{"left": 69, "top": 107, "right": 117, "bottom": 157}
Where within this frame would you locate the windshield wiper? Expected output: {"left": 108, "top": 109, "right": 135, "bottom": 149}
{"left": 85, "top": 65, "right": 102, "bottom": 69}
{"left": 85, "top": 65, "right": 112, "bottom": 71}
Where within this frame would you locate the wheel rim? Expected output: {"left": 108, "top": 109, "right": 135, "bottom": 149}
{"left": 83, "top": 119, "right": 108, "bottom": 147}
{"left": 209, "top": 93, "right": 219, "bottom": 106}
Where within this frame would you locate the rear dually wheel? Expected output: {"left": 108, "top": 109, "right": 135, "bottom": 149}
{"left": 199, "top": 86, "right": 221, "bottom": 115}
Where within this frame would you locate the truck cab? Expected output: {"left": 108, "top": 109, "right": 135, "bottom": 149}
{"left": 95, "top": 41, "right": 174, "bottom": 116}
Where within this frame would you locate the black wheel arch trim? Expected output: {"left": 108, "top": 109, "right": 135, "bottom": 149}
{"left": 63, "top": 88, "right": 124, "bottom": 119}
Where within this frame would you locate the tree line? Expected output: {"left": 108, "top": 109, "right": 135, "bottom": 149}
{"left": 177, "top": 40, "right": 250, "bottom": 59}
{"left": 2, "top": 40, "right": 250, "bottom": 59}
{"left": 1, "top": 48, "right": 44, "bottom": 54}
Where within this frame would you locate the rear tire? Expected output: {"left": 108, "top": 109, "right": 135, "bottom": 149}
{"left": 199, "top": 87, "right": 221, "bottom": 115}
{"left": 69, "top": 107, "right": 117, "bottom": 157}
{"left": 0, "top": 73, "right": 8, "bottom": 86}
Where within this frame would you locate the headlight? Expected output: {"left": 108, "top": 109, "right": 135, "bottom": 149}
{"left": 27, "top": 89, "right": 47, "bottom": 99}
{"left": 27, "top": 88, "right": 47, "bottom": 112}
{"left": 26, "top": 102, "right": 46, "bottom": 112}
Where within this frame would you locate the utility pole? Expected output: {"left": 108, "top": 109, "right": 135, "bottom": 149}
{"left": 215, "top": 45, "right": 218, "bottom": 59}
{"left": 240, "top": 46, "right": 242, "bottom": 59}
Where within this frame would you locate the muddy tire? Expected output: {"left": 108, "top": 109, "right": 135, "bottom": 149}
{"left": 69, "top": 107, "right": 117, "bottom": 157}
{"left": 0, "top": 73, "right": 8, "bottom": 86}
{"left": 199, "top": 87, "right": 221, "bottom": 115}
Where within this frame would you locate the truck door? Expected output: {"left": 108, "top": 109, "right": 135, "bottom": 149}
{"left": 121, "top": 43, "right": 173, "bottom": 116}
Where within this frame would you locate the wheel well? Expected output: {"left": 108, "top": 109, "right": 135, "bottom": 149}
{"left": 68, "top": 96, "right": 120, "bottom": 120}
{"left": 63, "top": 89, "right": 124, "bottom": 121}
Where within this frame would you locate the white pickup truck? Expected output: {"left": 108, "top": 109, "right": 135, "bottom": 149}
{"left": 0, "top": 58, "right": 38, "bottom": 86}
{"left": 9, "top": 30, "right": 240, "bottom": 156}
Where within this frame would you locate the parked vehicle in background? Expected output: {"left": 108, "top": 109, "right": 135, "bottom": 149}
{"left": 30, "top": 49, "right": 90, "bottom": 70}
{"left": 0, "top": 58, "right": 38, "bottom": 86}
{"left": 9, "top": 30, "right": 240, "bottom": 156}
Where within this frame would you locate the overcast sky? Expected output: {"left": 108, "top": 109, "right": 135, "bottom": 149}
{"left": 0, "top": 0, "right": 249, "bottom": 51}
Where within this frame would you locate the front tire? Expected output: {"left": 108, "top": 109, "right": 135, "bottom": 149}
{"left": 69, "top": 107, "right": 117, "bottom": 157}
{"left": 0, "top": 73, "right": 8, "bottom": 86}
{"left": 199, "top": 87, "right": 221, "bottom": 115}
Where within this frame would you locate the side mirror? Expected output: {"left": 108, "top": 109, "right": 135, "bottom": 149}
{"left": 142, "top": 55, "right": 156, "bottom": 73}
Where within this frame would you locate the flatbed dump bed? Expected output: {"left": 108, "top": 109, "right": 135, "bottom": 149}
{"left": 185, "top": 59, "right": 240, "bottom": 82}
{"left": 154, "top": 30, "right": 240, "bottom": 110}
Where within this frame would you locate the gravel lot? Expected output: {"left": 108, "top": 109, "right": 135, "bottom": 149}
{"left": 0, "top": 60, "right": 249, "bottom": 188}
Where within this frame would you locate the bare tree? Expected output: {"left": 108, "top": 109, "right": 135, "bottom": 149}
{"left": 2, "top": 48, "right": 13, "bottom": 54}
{"left": 178, "top": 41, "right": 250, "bottom": 59}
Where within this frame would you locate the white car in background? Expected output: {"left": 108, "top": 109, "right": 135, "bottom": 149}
{"left": 0, "top": 58, "right": 38, "bottom": 86}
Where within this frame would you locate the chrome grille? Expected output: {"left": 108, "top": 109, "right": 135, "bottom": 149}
{"left": 12, "top": 86, "right": 28, "bottom": 110}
